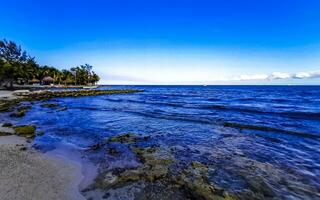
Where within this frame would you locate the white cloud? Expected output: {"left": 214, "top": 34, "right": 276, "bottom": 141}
{"left": 238, "top": 74, "right": 269, "bottom": 81}
{"left": 268, "top": 72, "right": 291, "bottom": 79}
{"left": 293, "top": 71, "right": 320, "bottom": 79}
{"left": 237, "top": 70, "right": 320, "bottom": 81}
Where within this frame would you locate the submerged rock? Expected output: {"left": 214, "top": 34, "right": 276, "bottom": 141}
{"left": 14, "top": 125, "right": 36, "bottom": 138}
{"left": 107, "top": 147, "right": 119, "bottom": 155}
{"left": 17, "top": 105, "right": 32, "bottom": 112}
{"left": 10, "top": 110, "right": 25, "bottom": 118}
{"left": 37, "top": 131, "right": 44, "bottom": 136}
{"left": 9, "top": 105, "right": 32, "bottom": 118}
{"left": 40, "top": 103, "right": 59, "bottom": 108}
{"left": 2, "top": 122, "right": 13, "bottom": 127}
{"left": 101, "top": 133, "right": 235, "bottom": 200}
{"left": 88, "top": 143, "right": 103, "bottom": 151}
{"left": 0, "top": 100, "right": 19, "bottom": 112}
{"left": 108, "top": 133, "right": 150, "bottom": 144}
{"left": 169, "top": 161, "right": 234, "bottom": 200}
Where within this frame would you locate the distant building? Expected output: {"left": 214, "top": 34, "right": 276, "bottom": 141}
{"left": 29, "top": 78, "right": 40, "bottom": 85}
{"left": 42, "top": 76, "right": 54, "bottom": 85}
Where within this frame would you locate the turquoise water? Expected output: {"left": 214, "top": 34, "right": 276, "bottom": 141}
{"left": 2, "top": 85, "right": 320, "bottom": 199}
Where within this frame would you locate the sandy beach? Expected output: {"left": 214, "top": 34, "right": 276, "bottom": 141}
{"left": 0, "top": 90, "right": 17, "bottom": 100}
{"left": 0, "top": 135, "right": 85, "bottom": 200}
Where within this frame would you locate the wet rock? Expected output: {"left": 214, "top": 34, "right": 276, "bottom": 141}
{"left": 116, "top": 147, "right": 175, "bottom": 183}
{"left": 0, "top": 102, "right": 11, "bottom": 112}
{"left": 171, "top": 161, "right": 234, "bottom": 200}
{"left": 89, "top": 143, "right": 103, "bottom": 151}
{"left": 10, "top": 110, "right": 25, "bottom": 118}
{"left": 109, "top": 133, "right": 150, "bottom": 144}
{"left": 190, "top": 161, "right": 209, "bottom": 173}
{"left": 17, "top": 105, "right": 32, "bottom": 112}
{"left": 14, "top": 125, "right": 36, "bottom": 138}
{"left": 57, "top": 107, "right": 67, "bottom": 111}
{"left": 37, "top": 131, "right": 44, "bottom": 136}
{"left": 0, "top": 100, "right": 19, "bottom": 112}
{"left": 19, "top": 146, "right": 27, "bottom": 151}
{"left": 9, "top": 105, "right": 31, "bottom": 118}
{"left": 27, "top": 89, "right": 142, "bottom": 101}
{"left": 107, "top": 147, "right": 119, "bottom": 155}
{"left": 0, "top": 124, "right": 15, "bottom": 136}
{"left": 103, "top": 172, "right": 118, "bottom": 185}
{"left": 40, "top": 103, "right": 59, "bottom": 108}
{"left": 0, "top": 132, "right": 11, "bottom": 136}
{"left": 2, "top": 122, "right": 13, "bottom": 127}
{"left": 104, "top": 133, "right": 233, "bottom": 199}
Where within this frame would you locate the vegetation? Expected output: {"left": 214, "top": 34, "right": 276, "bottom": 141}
{"left": 0, "top": 39, "right": 100, "bottom": 88}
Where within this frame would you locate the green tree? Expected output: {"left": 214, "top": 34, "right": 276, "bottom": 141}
{"left": 0, "top": 39, "right": 101, "bottom": 88}
{"left": 0, "top": 39, "right": 28, "bottom": 88}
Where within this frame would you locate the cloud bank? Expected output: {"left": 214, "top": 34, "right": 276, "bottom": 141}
{"left": 237, "top": 70, "right": 320, "bottom": 81}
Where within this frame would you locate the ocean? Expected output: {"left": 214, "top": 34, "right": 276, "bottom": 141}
{"left": 2, "top": 85, "right": 320, "bottom": 199}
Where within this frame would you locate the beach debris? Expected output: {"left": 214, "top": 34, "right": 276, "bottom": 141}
{"left": 14, "top": 125, "right": 36, "bottom": 138}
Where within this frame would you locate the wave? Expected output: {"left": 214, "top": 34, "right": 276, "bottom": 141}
{"left": 222, "top": 122, "right": 320, "bottom": 139}
{"left": 103, "top": 97, "right": 320, "bottom": 121}
{"left": 202, "top": 105, "right": 320, "bottom": 120}
{"left": 70, "top": 105, "right": 319, "bottom": 139}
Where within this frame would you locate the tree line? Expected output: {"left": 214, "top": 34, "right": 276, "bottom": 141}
{"left": 0, "top": 39, "right": 100, "bottom": 88}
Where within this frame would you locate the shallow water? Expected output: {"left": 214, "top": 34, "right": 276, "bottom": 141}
{"left": 2, "top": 85, "right": 320, "bottom": 199}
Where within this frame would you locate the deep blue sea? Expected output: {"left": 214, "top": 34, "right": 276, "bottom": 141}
{"left": 2, "top": 85, "right": 320, "bottom": 199}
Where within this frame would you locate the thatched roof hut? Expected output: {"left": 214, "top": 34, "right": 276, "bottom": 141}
{"left": 42, "top": 76, "right": 54, "bottom": 85}
{"left": 29, "top": 78, "right": 40, "bottom": 84}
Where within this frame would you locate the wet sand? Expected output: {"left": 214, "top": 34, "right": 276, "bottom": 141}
{"left": 0, "top": 135, "right": 85, "bottom": 200}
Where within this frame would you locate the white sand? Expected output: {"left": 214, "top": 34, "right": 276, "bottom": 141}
{"left": 0, "top": 136, "right": 86, "bottom": 200}
{"left": 0, "top": 90, "right": 17, "bottom": 100}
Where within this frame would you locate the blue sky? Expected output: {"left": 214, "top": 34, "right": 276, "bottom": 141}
{"left": 1, "top": 0, "right": 320, "bottom": 84}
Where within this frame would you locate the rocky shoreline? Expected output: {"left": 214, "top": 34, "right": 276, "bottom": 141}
{"left": 84, "top": 133, "right": 235, "bottom": 200}
{"left": 0, "top": 89, "right": 142, "bottom": 112}
{"left": 0, "top": 88, "right": 142, "bottom": 200}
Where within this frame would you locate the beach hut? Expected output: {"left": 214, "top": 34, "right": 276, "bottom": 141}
{"left": 42, "top": 76, "right": 54, "bottom": 85}
{"left": 29, "top": 78, "right": 40, "bottom": 85}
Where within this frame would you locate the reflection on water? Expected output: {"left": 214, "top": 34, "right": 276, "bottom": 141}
{"left": 2, "top": 85, "right": 320, "bottom": 199}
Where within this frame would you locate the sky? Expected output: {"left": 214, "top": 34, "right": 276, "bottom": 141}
{"left": 1, "top": 0, "right": 320, "bottom": 85}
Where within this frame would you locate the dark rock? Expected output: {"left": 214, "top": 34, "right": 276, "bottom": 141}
{"left": 2, "top": 122, "right": 13, "bottom": 127}
{"left": 89, "top": 143, "right": 102, "bottom": 151}
{"left": 14, "top": 125, "right": 36, "bottom": 138}
{"left": 0, "top": 132, "right": 11, "bottom": 136}
{"left": 20, "top": 147, "right": 27, "bottom": 151}
{"left": 108, "top": 133, "right": 150, "bottom": 144}
{"left": 40, "top": 103, "right": 59, "bottom": 108}
{"left": 10, "top": 111, "right": 24, "bottom": 118}
{"left": 102, "top": 192, "right": 110, "bottom": 199}
{"left": 17, "top": 105, "right": 32, "bottom": 112}
{"left": 107, "top": 147, "right": 118, "bottom": 155}
{"left": 37, "top": 131, "right": 44, "bottom": 136}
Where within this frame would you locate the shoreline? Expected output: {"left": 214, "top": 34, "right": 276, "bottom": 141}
{"left": 0, "top": 88, "right": 142, "bottom": 112}
{"left": 0, "top": 88, "right": 141, "bottom": 200}
{"left": 0, "top": 135, "right": 86, "bottom": 200}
